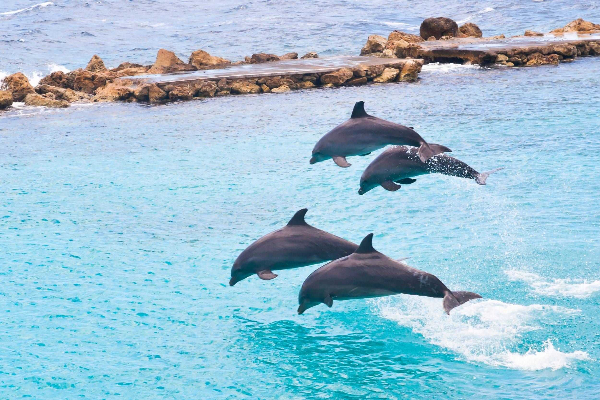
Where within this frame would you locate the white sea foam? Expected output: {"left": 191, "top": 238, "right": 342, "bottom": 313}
{"left": 457, "top": 7, "right": 495, "bottom": 24}
{"left": 47, "top": 63, "right": 70, "bottom": 74}
{"left": 375, "top": 297, "right": 587, "bottom": 370}
{"left": 506, "top": 270, "right": 600, "bottom": 298}
{"left": 0, "top": 70, "right": 8, "bottom": 85}
{"left": 421, "top": 62, "right": 480, "bottom": 74}
{"left": 0, "top": 1, "right": 54, "bottom": 16}
{"left": 26, "top": 71, "right": 44, "bottom": 87}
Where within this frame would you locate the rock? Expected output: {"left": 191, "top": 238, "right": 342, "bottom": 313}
{"left": 230, "top": 80, "right": 261, "bottom": 94}
{"left": 36, "top": 84, "right": 89, "bottom": 102}
{"left": 271, "top": 85, "right": 291, "bottom": 93}
{"left": 24, "top": 93, "right": 69, "bottom": 108}
{"left": 133, "top": 83, "right": 167, "bottom": 103}
{"left": 589, "top": 42, "right": 600, "bottom": 55}
{"left": 550, "top": 44, "right": 577, "bottom": 57}
{"left": 496, "top": 54, "right": 509, "bottom": 63}
{"left": 361, "top": 35, "right": 387, "bottom": 55}
{"left": 115, "top": 67, "right": 149, "bottom": 77}
{"left": 366, "top": 64, "right": 385, "bottom": 78}
{"left": 459, "top": 22, "right": 482, "bottom": 38}
{"left": 301, "top": 52, "right": 319, "bottom": 59}
{"left": 525, "top": 53, "right": 560, "bottom": 66}
{"left": 427, "top": 36, "right": 437, "bottom": 41}
{"left": 0, "top": 90, "right": 13, "bottom": 109}
{"left": 297, "top": 81, "right": 315, "bottom": 89}
{"left": 86, "top": 55, "right": 107, "bottom": 73}
{"left": 420, "top": 17, "right": 459, "bottom": 40}
{"left": 525, "top": 30, "right": 544, "bottom": 37}
{"left": 280, "top": 52, "right": 298, "bottom": 60}
{"left": 398, "top": 61, "right": 422, "bottom": 82}
{"left": 352, "top": 68, "right": 367, "bottom": 78}
{"left": 505, "top": 62, "right": 515, "bottom": 67}
{"left": 551, "top": 19, "right": 600, "bottom": 34}
{"left": 39, "top": 71, "right": 69, "bottom": 88}
{"left": 1, "top": 72, "right": 35, "bottom": 101}
{"left": 260, "top": 84, "right": 270, "bottom": 93}
{"left": 93, "top": 82, "right": 135, "bottom": 102}
{"left": 388, "top": 30, "right": 424, "bottom": 43}
{"left": 347, "top": 77, "right": 368, "bottom": 86}
{"left": 71, "top": 69, "right": 112, "bottom": 94}
{"left": 373, "top": 67, "right": 400, "bottom": 83}
{"left": 113, "top": 62, "right": 145, "bottom": 71}
{"left": 147, "top": 49, "right": 196, "bottom": 74}
{"left": 320, "top": 68, "right": 353, "bottom": 85}
{"left": 249, "top": 53, "right": 280, "bottom": 63}
{"left": 189, "top": 49, "right": 231, "bottom": 69}
{"left": 490, "top": 34, "right": 506, "bottom": 39}
{"left": 382, "top": 49, "right": 394, "bottom": 57}
{"left": 195, "top": 81, "right": 217, "bottom": 97}
{"left": 167, "top": 85, "right": 195, "bottom": 101}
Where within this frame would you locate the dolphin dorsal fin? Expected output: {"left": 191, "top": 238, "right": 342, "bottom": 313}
{"left": 351, "top": 101, "right": 369, "bottom": 118}
{"left": 287, "top": 208, "right": 309, "bottom": 226}
{"left": 355, "top": 233, "right": 375, "bottom": 253}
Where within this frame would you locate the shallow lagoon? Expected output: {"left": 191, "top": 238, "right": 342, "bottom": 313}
{"left": 1, "top": 57, "right": 599, "bottom": 398}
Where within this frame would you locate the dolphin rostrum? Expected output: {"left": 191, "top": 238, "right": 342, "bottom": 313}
{"left": 298, "top": 233, "right": 482, "bottom": 314}
{"left": 359, "top": 146, "right": 503, "bottom": 195}
{"left": 229, "top": 209, "right": 358, "bottom": 286}
{"left": 310, "top": 101, "right": 451, "bottom": 167}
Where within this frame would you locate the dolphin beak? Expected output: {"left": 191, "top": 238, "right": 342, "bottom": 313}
{"left": 358, "top": 188, "right": 365, "bottom": 195}
{"left": 297, "top": 303, "right": 308, "bottom": 314}
{"left": 229, "top": 277, "right": 237, "bottom": 286}
{"left": 309, "top": 156, "right": 317, "bottom": 164}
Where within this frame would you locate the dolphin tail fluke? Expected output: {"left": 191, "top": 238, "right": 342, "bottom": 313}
{"left": 443, "top": 291, "right": 482, "bottom": 314}
{"left": 475, "top": 167, "right": 504, "bottom": 185}
{"left": 417, "top": 143, "right": 451, "bottom": 162}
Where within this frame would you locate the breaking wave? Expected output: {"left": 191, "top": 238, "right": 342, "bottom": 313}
{"left": 0, "top": 2, "right": 54, "bottom": 17}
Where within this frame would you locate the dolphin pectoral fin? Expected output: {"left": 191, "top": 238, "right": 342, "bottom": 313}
{"left": 395, "top": 178, "right": 416, "bottom": 184}
{"left": 257, "top": 270, "right": 278, "bottom": 280}
{"left": 324, "top": 295, "right": 333, "bottom": 308}
{"left": 333, "top": 156, "right": 351, "bottom": 168}
{"left": 381, "top": 181, "right": 401, "bottom": 191}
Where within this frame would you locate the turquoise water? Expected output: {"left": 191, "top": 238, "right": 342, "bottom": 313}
{"left": 2, "top": 60, "right": 599, "bottom": 398}
{"left": 2, "top": 1, "right": 600, "bottom": 398}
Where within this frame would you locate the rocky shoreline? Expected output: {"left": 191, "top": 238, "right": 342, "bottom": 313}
{"left": 361, "top": 18, "right": 600, "bottom": 67}
{"left": 1, "top": 18, "right": 599, "bottom": 111}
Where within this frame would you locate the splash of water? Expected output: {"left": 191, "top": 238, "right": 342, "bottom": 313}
{"left": 506, "top": 270, "right": 600, "bottom": 298}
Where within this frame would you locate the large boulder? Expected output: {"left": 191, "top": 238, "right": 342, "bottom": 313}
{"left": 39, "top": 71, "right": 70, "bottom": 88}
{"left": 388, "top": 30, "right": 424, "bottom": 44}
{"left": 280, "top": 52, "right": 298, "bottom": 60}
{"left": 195, "top": 81, "right": 218, "bottom": 97}
{"left": 35, "top": 84, "right": 90, "bottom": 102}
{"left": 361, "top": 35, "right": 387, "bottom": 55}
{"left": 24, "top": 93, "right": 69, "bottom": 108}
{"left": 399, "top": 60, "right": 422, "bottom": 82}
{"left": 147, "top": 49, "right": 196, "bottom": 74}
{"left": 301, "top": 52, "right": 319, "bottom": 59}
{"left": 524, "top": 30, "right": 544, "bottom": 37}
{"left": 230, "top": 80, "right": 261, "bottom": 94}
{"left": 189, "top": 49, "right": 231, "bottom": 69}
{"left": 0, "top": 90, "right": 13, "bottom": 109}
{"left": 551, "top": 19, "right": 600, "bottom": 34}
{"left": 1, "top": 72, "right": 35, "bottom": 101}
{"left": 92, "top": 81, "right": 135, "bottom": 102}
{"left": 420, "top": 17, "right": 459, "bottom": 40}
{"left": 320, "top": 68, "right": 353, "bottom": 85}
{"left": 459, "top": 23, "right": 482, "bottom": 38}
{"left": 134, "top": 83, "right": 167, "bottom": 103}
{"left": 525, "top": 53, "right": 560, "bottom": 66}
{"left": 249, "top": 53, "right": 280, "bottom": 63}
{"left": 86, "top": 55, "right": 107, "bottom": 73}
{"left": 373, "top": 68, "right": 399, "bottom": 83}
{"left": 70, "top": 69, "right": 112, "bottom": 94}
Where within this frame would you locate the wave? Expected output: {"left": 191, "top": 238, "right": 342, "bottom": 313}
{"left": 375, "top": 297, "right": 587, "bottom": 370}
{"left": 457, "top": 7, "right": 495, "bottom": 25}
{"left": 506, "top": 270, "right": 600, "bottom": 298}
{"left": 47, "top": 63, "right": 69, "bottom": 74}
{"left": 421, "top": 62, "right": 481, "bottom": 73}
{"left": 0, "top": 2, "right": 54, "bottom": 17}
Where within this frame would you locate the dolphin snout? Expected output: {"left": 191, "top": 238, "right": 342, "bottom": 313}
{"left": 309, "top": 156, "right": 317, "bottom": 164}
{"left": 358, "top": 188, "right": 365, "bottom": 195}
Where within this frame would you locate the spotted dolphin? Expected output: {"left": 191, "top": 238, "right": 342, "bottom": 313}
{"left": 298, "top": 233, "right": 481, "bottom": 314}
{"left": 229, "top": 209, "right": 358, "bottom": 286}
{"left": 310, "top": 101, "right": 451, "bottom": 167}
{"left": 359, "top": 146, "right": 503, "bottom": 194}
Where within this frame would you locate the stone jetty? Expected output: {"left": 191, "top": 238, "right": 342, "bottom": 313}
{"left": 1, "top": 18, "right": 600, "bottom": 110}
{"left": 361, "top": 18, "right": 600, "bottom": 67}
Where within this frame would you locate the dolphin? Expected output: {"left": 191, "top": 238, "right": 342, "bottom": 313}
{"left": 310, "top": 101, "right": 451, "bottom": 167}
{"left": 229, "top": 209, "right": 358, "bottom": 286}
{"left": 359, "top": 146, "right": 503, "bottom": 195}
{"left": 298, "top": 233, "right": 481, "bottom": 314}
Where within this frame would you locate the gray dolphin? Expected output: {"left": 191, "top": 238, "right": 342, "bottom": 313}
{"left": 229, "top": 209, "right": 358, "bottom": 286}
{"left": 310, "top": 101, "right": 451, "bottom": 167}
{"left": 359, "top": 146, "right": 503, "bottom": 195}
{"left": 298, "top": 233, "right": 481, "bottom": 314}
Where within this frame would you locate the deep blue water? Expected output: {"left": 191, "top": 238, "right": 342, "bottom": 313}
{"left": 2, "top": 1, "right": 600, "bottom": 399}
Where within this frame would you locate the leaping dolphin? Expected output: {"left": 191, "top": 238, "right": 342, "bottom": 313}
{"left": 229, "top": 209, "right": 358, "bottom": 286}
{"left": 298, "top": 233, "right": 482, "bottom": 314}
{"left": 359, "top": 146, "right": 503, "bottom": 195}
{"left": 310, "top": 101, "right": 451, "bottom": 167}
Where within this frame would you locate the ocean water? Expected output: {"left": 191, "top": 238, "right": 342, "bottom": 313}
{"left": 1, "top": 1, "right": 600, "bottom": 399}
